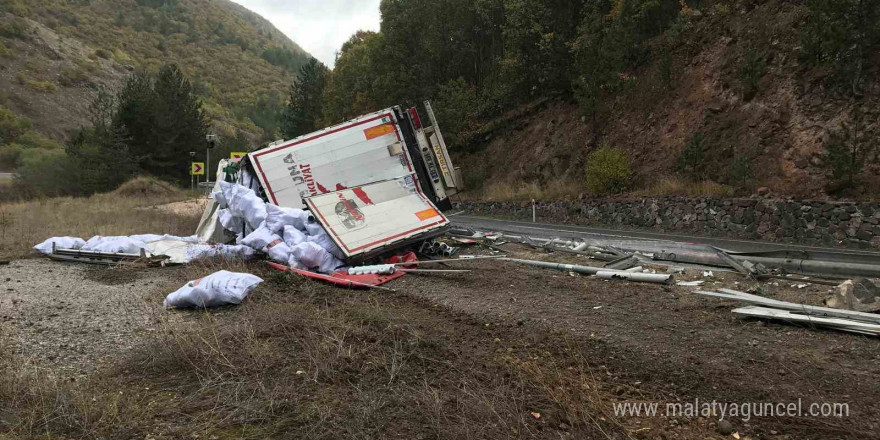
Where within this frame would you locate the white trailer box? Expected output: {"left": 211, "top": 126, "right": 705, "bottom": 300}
{"left": 249, "top": 102, "right": 460, "bottom": 211}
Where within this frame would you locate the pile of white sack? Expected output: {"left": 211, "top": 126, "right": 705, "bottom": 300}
{"left": 33, "top": 181, "right": 347, "bottom": 274}
{"left": 34, "top": 234, "right": 200, "bottom": 255}
{"left": 213, "top": 181, "right": 346, "bottom": 274}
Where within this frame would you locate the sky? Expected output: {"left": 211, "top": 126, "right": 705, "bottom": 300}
{"left": 229, "top": 0, "right": 382, "bottom": 68}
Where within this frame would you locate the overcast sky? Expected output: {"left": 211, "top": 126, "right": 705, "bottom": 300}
{"left": 229, "top": 0, "right": 382, "bottom": 68}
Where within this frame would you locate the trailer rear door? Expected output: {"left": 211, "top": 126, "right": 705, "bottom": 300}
{"left": 305, "top": 177, "right": 449, "bottom": 260}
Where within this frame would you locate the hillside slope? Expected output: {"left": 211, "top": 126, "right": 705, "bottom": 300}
{"left": 0, "top": 0, "right": 312, "bottom": 143}
{"left": 458, "top": 0, "right": 879, "bottom": 200}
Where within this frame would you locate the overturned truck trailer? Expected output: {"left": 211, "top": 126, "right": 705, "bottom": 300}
{"left": 200, "top": 101, "right": 463, "bottom": 264}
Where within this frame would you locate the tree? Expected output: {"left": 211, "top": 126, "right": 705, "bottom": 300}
{"left": 114, "top": 65, "right": 208, "bottom": 183}
{"left": 801, "top": 0, "right": 880, "bottom": 95}
{"left": 282, "top": 58, "right": 327, "bottom": 139}
{"left": 824, "top": 105, "right": 877, "bottom": 190}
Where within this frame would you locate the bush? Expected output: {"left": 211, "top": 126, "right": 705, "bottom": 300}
{"left": 801, "top": 0, "right": 880, "bottom": 95}
{"left": 585, "top": 145, "right": 631, "bottom": 195}
{"left": 15, "top": 131, "right": 59, "bottom": 149}
{"left": 0, "top": 144, "right": 23, "bottom": 170}
{"left": 737, "top": 46, "right": 766, "bottom": 101}
{"left": 0, "top": 106, "right": 32, "bottom": 143}
{"left": 24, "top": 79, "right": 58, "bottom": 93}
{"left": 113, "top": 176, "right": 180, "bottom": 197}
{"left": 58, "top": 66, "right": 89, "bottom": 87}
{"left": 15, "top": 149, "right": 72, "bottom": 197}
{"left": 0, "top": 16, "right": 30, "bottom": 39}
{"left": 823, "top": 112, "right": 874, "bottom": 190}
{"left": 676, "top": 132, "right": 706, "bottom": 181}
{"left": 0, "top": 40, "right": 10, "bottom": 58}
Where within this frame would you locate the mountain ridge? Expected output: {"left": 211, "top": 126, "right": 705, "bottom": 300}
{"left": 0, "top": 0, "right": 313, "bottom": 145}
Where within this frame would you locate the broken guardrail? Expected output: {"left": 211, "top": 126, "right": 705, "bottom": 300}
{"left": 696, "top": 288, "right": 880, "bottom": 336}
{"left": 500, "top": 258, "right": 673, "bottom": 284}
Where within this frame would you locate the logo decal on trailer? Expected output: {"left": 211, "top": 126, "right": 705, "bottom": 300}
{"left": 335, "top": 194, "right": 367, "bottom": 230}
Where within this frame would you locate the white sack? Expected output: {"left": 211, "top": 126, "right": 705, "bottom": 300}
{"left": 34, "top": 237, "right": 86, "bottom": 254}
{"left": 307, "top": 229, "right": 345, "bottom": 260}
{"left": 304, "top": 221, "right": 324, "bottom": 236}
{"left": 130, "top": 234, "right": 200, "bottom": 244}
{"left": 241, "top": 225, "right": 280, "bottom": 250}
{"left": 163, "top": 270, "right": 263, "bottom": 309}
{"left": 82, "top": 236, "right": 148, "bottom": 254}
{"left": 282, "top": 225, "right": 307, "bottom": 247}
{"left": 265, "top": 240, "right": 292, "bottom": 264}
{"left": 265, "top": 204, "right": 309, "bottom": 233}
{"left": 290, "top": 242, "right": 345, "bottom": 274}
{"left": 218, "top": 181, "right": 266, "bottom": 230}
{"left": 218, "top": 209, "right": 244, "bottom": 235}
{"left": 129, "top": 234, "right": 164, "bottom": 243}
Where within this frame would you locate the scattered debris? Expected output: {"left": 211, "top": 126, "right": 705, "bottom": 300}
{"left": 501, "top": 258, "right": 673, "bottom": 284}
{"left": 697, "top": 289, "right": 880, "bottom": 335}
{"left": 824, "top": 279, "right": 880, "bottom": 313}
{"left": 676, "top": 280, "right": 704, "bottom": 286}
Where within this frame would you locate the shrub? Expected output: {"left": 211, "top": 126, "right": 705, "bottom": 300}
{"left": 676, "top": 132, "right": 706, "bottom": 181}
{"left": 0, "top": 144, "right": 23, "bottom": 170}
{"left": 0, "top": 16, "right": 30, "bottom": 39}
{"left": 95, "top": 49, "right": 112, "bottom": 59}
{"left": 0, "top": 40, "right": 10, "bottom": 58}
{"left": 0, "top": 106, "right": 32, "bottom": 143}
{"left": 584, "top": 145, "right": 631, "bottom": 195}
{"left": 801, "top": 0, "right": 880, "bottom": 95}
{"left": 58, "top": 66, "right": 89, "bottom": 87}
{"left": 823, "top": 110, "right": 874, "bottom": 190}
{"left": 15, "top": 149, "right": 72, "bottom": 197}
{"left": 737, "top": 46, "right": 766, "bottom": 101}
{"left": 113, "top": 176, "right": 180, "bottom": 197}
{"left": 16, "top": 131, "right": 59, "bottom": 149}
{"left": 24, "top": 79, "right": 58, "bottom": 93}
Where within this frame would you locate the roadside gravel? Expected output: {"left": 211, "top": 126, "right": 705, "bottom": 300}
{"left": 0, "top": 258, "right": 185, "bottom": 379}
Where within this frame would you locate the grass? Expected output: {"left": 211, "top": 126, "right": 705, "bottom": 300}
{"left": 0, "top": 260, "right": 636, "bottom": 439}
{"left": 464, "top": 176, "right": 734, "bottom": 202}
{"left": 632, "top": 177, "right": 735, "bottom": 198}
{"left": 0, "top": 178, "right": 200, "bottom": 259}
{"left": 467, "top": 180, "right": 583, "bottom": 202}
{"left": 23, "top": 79, "right": 58, "bottom": 93}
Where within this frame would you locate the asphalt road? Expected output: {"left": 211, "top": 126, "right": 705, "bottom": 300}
{"left": 450, "top": 214, "right": 880, "bottom": 262}
{"left": 0, "top": 172, "right": 14, "bottom": 181}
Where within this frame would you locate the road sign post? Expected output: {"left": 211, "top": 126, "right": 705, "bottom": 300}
{"left": 206, "top": 135, "right": 217, "bottom": 184}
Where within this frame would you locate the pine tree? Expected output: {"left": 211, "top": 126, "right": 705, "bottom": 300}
{"left": 152, "top": 64, "right": 209, "bottom": 182}
{"left": 282, "top": 58, "right": 327, "bottom": 139}
{"left": 113, "top": 65, "right": 208, "bottom": 183}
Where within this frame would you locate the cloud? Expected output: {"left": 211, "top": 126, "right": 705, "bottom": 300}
{"left": 229, "top": 0, "right": 382, "bottom": 68}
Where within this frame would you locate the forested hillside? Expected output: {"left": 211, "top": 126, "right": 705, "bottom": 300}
{"left": 299, "top": 0, "right": 879, "bottom": 200}
{"left": 0, "top": 0, "right": 311, "bottom": 145}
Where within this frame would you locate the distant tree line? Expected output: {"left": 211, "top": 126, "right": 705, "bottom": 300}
{"left": 11, "top": 64, "right": 208, "bottom": 198}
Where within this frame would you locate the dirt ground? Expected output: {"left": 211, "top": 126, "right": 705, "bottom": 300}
{"left": 1, "top": 242, "right": 878, "bottom": 439}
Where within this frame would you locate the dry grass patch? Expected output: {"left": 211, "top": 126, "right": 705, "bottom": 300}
{"left": 632, "top": 177, "right": 735, "bottom": 198}
{"left": 474, "top": 180, "right": 583, "bottom": 202}
{"left": 0, "top": 263, "right": 650, "bottom": 439}
{"left": 0, "top": 182, "right": 200, "bottom": 259}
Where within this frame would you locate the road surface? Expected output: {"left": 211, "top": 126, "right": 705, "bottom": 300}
{"left": 0, "top": 172, "right": 14, "bottom": 181}
{"left": 450, "top": 213, "right": 880, "bottom": 263}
